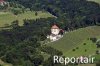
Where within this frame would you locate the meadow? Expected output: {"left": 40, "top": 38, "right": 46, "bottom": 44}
{"left": 48, "top": 26, "right": 100, "bottom": 57}
{"left": 0, "top": 11, "right": 53, "bottom": 27}
{"left": 88, "top": 0, "right": 100, "bottom": 4}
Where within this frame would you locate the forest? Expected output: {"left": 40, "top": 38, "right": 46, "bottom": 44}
{"left": 6, "top": 0, "right": 100, "bottom": 30}
{"left": 0, "top": 0, "right": 100, "bottom": 66}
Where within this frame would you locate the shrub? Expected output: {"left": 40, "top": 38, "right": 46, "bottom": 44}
{"left": 0, "top": 65, "right": 3, "bottom": 66}
{"left": 96, "top": 40, "right": 100, "bottom": 48}
{"left": 85, "top": 49, "right": 87, "bottom": 52}
{"left": 76, "top": 47, "right": 79, "bottom": 49}
{"left": 11, "top": 8, "right": 22, "bottom": 15}
{"left": 90, "top": 37, "right": 97, "bottom": 43}
{"left": 96, "top": 50, "right": 99, "bottom": 54}
{"left": 83, "top": 43, "right": 86, "bottom": 45}
{"left": 72, "top": 49, "right": 75, "bottom": 51}
{"left": 35, "top": 12, "right": 38, "bottom": 16}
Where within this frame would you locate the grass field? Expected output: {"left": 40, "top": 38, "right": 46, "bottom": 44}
{"left": 0, "top": 11, "right": 53, "bottom": 27}
{"left": 48, "top": 26, "right": 100, "bottom": 57}
{"left": 0, "top": 59, "right": 12, "bottom": 66}
{"left": 88, "top": 0, "right": 100, "bottom": 4}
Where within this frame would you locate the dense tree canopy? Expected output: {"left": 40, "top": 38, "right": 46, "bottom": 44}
{"left": 6, "top": 0, "right": 100, "bottom": 29}
{"left": 0, "top": 0, "right": 100, "bottom": 66}
{"left": 0, "top": 18, "right": 64, "bottom": 66}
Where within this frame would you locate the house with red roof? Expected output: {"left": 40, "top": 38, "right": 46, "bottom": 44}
{"left": 0, "top": 0, "right": 4, "bottom": 2}
{"left": 0, "top": 0, "right": 7, "bottom": 6}
{"left": 47, "top": 24, "right": 64, "bottom": 41}
{"left": 51, "top": 24, "right": 60, "bottom": 35}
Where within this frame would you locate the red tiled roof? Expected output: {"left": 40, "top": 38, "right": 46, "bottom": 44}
{"left": 51, "top": 25, "right": 59, "bottom": 29}
{"left": 0, "top": 0, "right": 4, "bottom": 2}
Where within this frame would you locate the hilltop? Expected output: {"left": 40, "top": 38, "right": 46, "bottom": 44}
{"left": 48, "top": 26, "right": 100, "bottom": 57}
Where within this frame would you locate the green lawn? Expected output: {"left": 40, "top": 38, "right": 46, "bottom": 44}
{"left": 0, "top": 11, "right": 54, "bottom": 27}
{"left": 48, "top": 26, "right": 100, "bottom": 57}
{"left": 88, "top": 0, "right": 100, "bottom": 4}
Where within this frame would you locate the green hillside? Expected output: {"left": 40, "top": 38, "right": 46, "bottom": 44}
{"left": 0, "top": 11, "right": 53, "bottom": 27}
{"left": 88, "top": 0, "right": 100, "bottom": 4}
{"left": 0, "top": 59, "right": 12, "bottom": 66}
{"left": 48, "top": 26, "right": 100, "bottom": 57}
